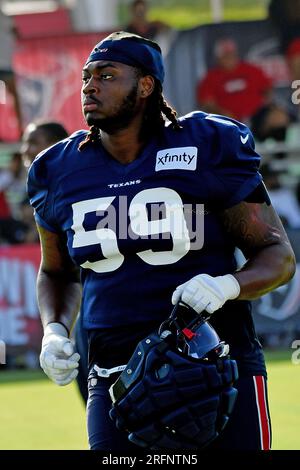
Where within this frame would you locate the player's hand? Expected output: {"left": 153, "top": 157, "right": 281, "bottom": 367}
{"left": 171, "top": 274, "right": 240, "bottom": 314}
{"left": 40, "top": 322, "right": 80, "bottom": 386}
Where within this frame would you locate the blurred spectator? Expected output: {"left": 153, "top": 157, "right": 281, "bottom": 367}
{"left": 0, "top": 4, "right": 23, "bottom": 135}
{"left": 269, "top": 0, "right": 300, "bottom": 82}
{"left": 0, "top": 153, "right": 25, "bottom": 202}
{"left": 21, "top": 120, "right": 69, "bottom": 167}
{"left": 261, "top": 163, "right": 300, "bottom": 229}
{"left": 268, "top": 0, "right": 300, "bottom": 53}
{"left": 0, "top": 153, "right": 28, "bottom": 244}
{"left": 5, "top": 151, "right": 27, "bottom": 218}
{"left": 125, "top": 0, "right": 169, "bottom": 40}
{"left": 20, "top": 120, "right": 69, "bottom": 243}
{"left": 22, "top": 120, "right": 88, "bottom": 402}
{"left": 286, "top": 38, "right": 300, "bottom": 83}
{"left": 0, "top": 121, "right": 70, "bottom": 244}
{"left": 196, "top": 38, "right": 291, "bottom": 144}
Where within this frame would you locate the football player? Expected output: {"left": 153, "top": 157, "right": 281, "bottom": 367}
{"left": 22, "top": 120, "right": 88, "bottom": 403}
{"left": 27, "top": 32, "right": 296, "bottom": 450}
{"left": 22, "top": 121, "right": 69, "bottom": 166}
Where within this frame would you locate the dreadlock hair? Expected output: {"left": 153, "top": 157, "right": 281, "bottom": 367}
{"left": 138, "top": 69, "right": 182, "bottom": 142}
{"left": 78, "top": 68, "right": 181, "bottom": 151}
{"left": 78, "top": 125, "right": 101, "bottom": 151}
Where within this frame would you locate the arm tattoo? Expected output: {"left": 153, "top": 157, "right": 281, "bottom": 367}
{"left": 220, "top": 201, "right": 289, "bottom": 257}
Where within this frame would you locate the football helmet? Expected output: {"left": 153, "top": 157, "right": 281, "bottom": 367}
{"left": 109, "top": 303, "right": 239, "bottom": 450}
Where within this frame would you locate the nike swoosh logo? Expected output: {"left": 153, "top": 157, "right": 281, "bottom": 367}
{"left": 240, "top": 134, "right": 249, "bottom": 144}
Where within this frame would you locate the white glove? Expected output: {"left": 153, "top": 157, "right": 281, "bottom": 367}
{"left": 172, "top": 274, "right": 240, "bottom": 314}
{"left": 40, "top": 322, "right": 80, "bottom": 386}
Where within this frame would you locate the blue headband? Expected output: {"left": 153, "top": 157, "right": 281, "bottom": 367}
{"left": 85, "top": 31, "right": 165, "bottom": 84}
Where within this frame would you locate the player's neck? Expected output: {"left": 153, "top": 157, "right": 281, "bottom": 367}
{"left": 100, "top": 117, "right": 147, "bottom": 164}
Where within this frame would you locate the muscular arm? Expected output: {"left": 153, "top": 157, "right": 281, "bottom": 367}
{"left": 220, "top": 201, "right": 296, "bottom": 299}
{"left": 36, "top": 224, "right": 82, "bottom": 333}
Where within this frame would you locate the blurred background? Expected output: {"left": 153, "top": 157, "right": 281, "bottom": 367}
{"left": 0, "top": 0, "right": 300, "bottom": 450}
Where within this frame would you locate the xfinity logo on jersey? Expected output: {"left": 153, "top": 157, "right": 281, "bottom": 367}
{"left": 155, "top": 147, "right": 198, "bottom": 172}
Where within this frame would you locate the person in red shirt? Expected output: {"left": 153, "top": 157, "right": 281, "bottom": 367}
{"left": 197, "top": 39, "right": 290, "bottom": 144}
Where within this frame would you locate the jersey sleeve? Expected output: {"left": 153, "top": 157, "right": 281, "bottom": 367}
{"left": 204, "top": 115, "right": 262, "bottom": 210}
{"left": 27, "top": 152, "right": 60, "bottom": 233}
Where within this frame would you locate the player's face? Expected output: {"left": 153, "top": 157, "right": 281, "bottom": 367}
{"left": 81, "top": 60, "right": 142, "bottom": 133}
{"left": 21, "top": 125, "right": 52, "bottom": 166}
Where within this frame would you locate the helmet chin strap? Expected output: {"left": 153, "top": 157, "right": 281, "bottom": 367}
{"left": 159, "top": 302, "right": 222, "bottom": 360}
{"left": 94, "top": 364, "right": 126, "bottom": 378}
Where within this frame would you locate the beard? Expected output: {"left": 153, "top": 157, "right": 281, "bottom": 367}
{"left": 86, "top": 82, "right": 140, "bottom": 134}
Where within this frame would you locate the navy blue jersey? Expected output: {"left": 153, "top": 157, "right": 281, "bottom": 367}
{"left": 28, "top": 111, "right": 265, "bottom": 376}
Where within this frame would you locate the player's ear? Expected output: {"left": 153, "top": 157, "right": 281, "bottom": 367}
{"left": 139, "top": 75, "right": 155, "bottom": 99}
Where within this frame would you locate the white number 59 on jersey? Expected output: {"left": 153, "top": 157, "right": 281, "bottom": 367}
{"left": 71, "top": 187, "right": 191, "bottom": 273}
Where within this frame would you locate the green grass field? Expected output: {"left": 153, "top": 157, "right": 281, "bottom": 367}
{"left": 0, "top": 370, "right": 87, "bottom": 450}
{"left": 0, "top": 349, "right": 298, "bottom": 450}
{"left": 264, "top": 350, "right": 300, "bottom": 450}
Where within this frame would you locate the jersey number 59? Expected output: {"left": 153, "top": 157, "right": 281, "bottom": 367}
{"left": 71, "top": 187, "right": 191, "bottom": 273}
